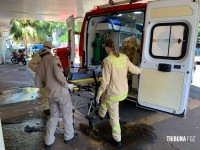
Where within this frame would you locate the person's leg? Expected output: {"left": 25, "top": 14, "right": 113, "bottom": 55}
{"left": 98, "top": 92, "right": 108, "bottom": 118}
{"left": 107, "top": 101, "right": 121, "bottom": 142}
{"left": 45, "top": 98, "right": 60, "bottom": 145}
{"left": 59, "top": 94, "right": 74, "bottom": 140}
{"left": 39, "top": 88, "right": 49, "bottom": 111}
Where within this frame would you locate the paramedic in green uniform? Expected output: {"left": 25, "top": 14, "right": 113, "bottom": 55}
{"left": 96, "top": 39, "right": 142, "bottom": 147}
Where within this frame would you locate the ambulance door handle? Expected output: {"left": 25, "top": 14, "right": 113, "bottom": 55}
{"left": 158, "top": 64, "right": 172, "bottom": 72}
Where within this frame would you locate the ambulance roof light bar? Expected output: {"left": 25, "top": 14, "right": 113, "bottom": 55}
{"left": 95, "top": 0, "right": 142, "bottom": 9}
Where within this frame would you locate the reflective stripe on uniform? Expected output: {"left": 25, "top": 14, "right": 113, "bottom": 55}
{"left": 109, "top": 93, "right": 128, "bottom": 101}
{"left": 101, "top": 102, "right": 107, "bottom": 110}
{"left": 112, "top": 123, "right": 120, "bottom": 132}
{"left": 97, "top": 89, "right": 104, "bottom": 97}
{"left": 107, "top": 55, "right": 126, "bottom": 68}
{"left": 112, "top": 123, "right": 121, "bottom": 141}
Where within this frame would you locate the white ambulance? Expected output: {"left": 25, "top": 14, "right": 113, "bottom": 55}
{"left": 68, "top": 0, "right": 200, "bottom": 117}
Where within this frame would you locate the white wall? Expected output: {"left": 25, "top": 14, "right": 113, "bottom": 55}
{"left": 0, "top": 120, "right": 5, "bottom": 150}
{"left": 0, "top": 32, "right": 9, "bottom": 64}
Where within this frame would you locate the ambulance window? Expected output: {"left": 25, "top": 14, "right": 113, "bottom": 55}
{"left": 150, "top": 23, "right": 189, "bottom": 60}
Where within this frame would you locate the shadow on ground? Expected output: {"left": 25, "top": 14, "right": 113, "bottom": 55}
{"left": 80, "top": 121, "right": 157, "bottom": 150}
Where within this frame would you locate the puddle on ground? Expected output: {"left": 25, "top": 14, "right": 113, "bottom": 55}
{"left": 80, "top": 122, "right": 157, "bottom": 149}
{"left": 0, "top": 88, "right": 40, "bottom": 105}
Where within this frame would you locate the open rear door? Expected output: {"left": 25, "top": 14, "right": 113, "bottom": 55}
{"left": 66, "top": 15, "right": 75, "bottom": 71}
{"left": 138, "top": 0, "right": 199, "bottom": 117}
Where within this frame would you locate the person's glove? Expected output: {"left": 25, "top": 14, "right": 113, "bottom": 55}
{"left": 96, "top": 96, "right": 100, "bottom": 104}
{"left": 68, "top": 84, "right": 74, "bottom": 92}
{"left": 138, "top": 63, "right": 143, "bottom": 72}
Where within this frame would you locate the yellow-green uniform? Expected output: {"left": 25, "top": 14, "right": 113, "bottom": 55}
{"left": 97, "top": 53, "right": 141, "bottom": 142}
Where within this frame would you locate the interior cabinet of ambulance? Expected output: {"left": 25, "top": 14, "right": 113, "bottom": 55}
{"left": 90, "top": 13, "right": 144, "bottom": 100}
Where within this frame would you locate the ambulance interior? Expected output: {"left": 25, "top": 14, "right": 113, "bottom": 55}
{"left": 86, "top": 11, "right": 145, "bottom": 99}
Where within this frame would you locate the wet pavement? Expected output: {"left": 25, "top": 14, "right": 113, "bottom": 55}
{"left": 80, "top": 122, "right": 158, "bottom": 150}
{"left": 0, "top": 88, "right": 39, "bottom": 105}
{"left": 2, "top": 117, "right": 46, "bottom": 150}
{"left": 0, "top": 64, "right": 34, "bottom": 90}
{"left": 0, "top": 64, "right": 200, "bottom": 150}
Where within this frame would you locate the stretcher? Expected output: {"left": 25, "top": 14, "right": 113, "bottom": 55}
{"left": 68, "top": 69, "right": 102, "bottom": 129}
{"left": 68, "top": 69, "right": 102, "bottom": 80}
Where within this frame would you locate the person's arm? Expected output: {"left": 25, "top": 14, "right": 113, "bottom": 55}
{"left": 127, "top": 57, "right": 142, "bottom": 75}
{"left": 35, "top": 66, "right": 45, "bottom": 88}
{"left": 97, "top": 59, "right": 111, "bottom": 97}
{"left": 53, "top": 58, "right": 68, "bottom": 88}
{"left": 28, "top": 53, "right": 41, "bottom": 72}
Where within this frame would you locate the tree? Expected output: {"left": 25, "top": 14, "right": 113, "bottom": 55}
{"left": 57, "top": 32, "right": 68, "bottom": 43}
{"left": 11, "top": 19, "right": 67, "bottom": 53}
{"left": 33, "top": 20, "right": 66, "bottom": 43}
{"left": 10, "top": 19, "right": 37, "bottom": 53}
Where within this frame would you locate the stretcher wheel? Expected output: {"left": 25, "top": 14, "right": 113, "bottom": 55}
{"left": 86, "top": 116, "right": 94, "bottom": 129}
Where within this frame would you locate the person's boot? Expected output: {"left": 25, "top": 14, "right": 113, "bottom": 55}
{"left": 43, "top": 109, "right": 50, "bottom": 116}
{"left": 108, "top": 137, "right": 122, "bottom": 147}
{"left": 64, "top": 133, "right": 78, "bottom": 144}
{"left": 44, "top": 144, "right": 52, "bottom": 150}
{"left": 94, "top": 110, "right": 103, "bottom": 120}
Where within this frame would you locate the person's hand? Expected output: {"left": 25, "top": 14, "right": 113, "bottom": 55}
{"left": 138, "top": 63, "right": 143, "bottom": 71}
{"left": 68, "top": 84, "right": 74, "bottom": 91}
{"left": 96, "top": 96, "right": 100, "bottom": 104}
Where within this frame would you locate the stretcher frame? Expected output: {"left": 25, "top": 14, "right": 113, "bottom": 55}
{"left": 68, "top": 69, "right": 102, "bottom": 129}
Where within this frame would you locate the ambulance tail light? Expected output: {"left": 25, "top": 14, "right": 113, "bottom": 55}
{"left": 94, "top": 5, "right": 100, "bottom": 10}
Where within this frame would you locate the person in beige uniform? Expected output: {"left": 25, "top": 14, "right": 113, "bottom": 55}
{"left": 95, "top": 39, "right": 141, "bottom": 147}
{"left": 28, "top": 41, "right": 54, "bottom": 115}
{"left": 35, "top": 47, "right": 77, "bottom": 150}
{"left": 28, "top": 41, "right": 54, "bottom": 72}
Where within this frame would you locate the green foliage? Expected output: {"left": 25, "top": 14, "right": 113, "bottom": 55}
{"left": 57, "top": 32, "right": 68, "bottom": 43}
{"left": 34, "top": 20, "right": 66, "bottom": 42}
{"left": 11, "top": 19, "right": 67, "bottom": 45}
{"left": 10, "top": 19, "right": 37, "bottom": 49}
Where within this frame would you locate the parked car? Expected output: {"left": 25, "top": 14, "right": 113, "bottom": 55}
{"left": 195, "top": 48, "right": 200, "bottom": 64}
{"left": 195, "top": 55, "right": 200, "bottom": 64}
{"left": 17, "top": 44, "right": 25, "bottom": 50}
{"left": 32, "top": 44, "right": 43, "bottom": 52}
{"left": 196, "top": 48, "right": 200, "bottom": 54}
{"left": 27, "top": 44, "right": 34, "bottom": 51}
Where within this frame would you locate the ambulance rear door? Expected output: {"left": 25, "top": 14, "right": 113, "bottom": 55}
{"left": 138, "top": 0, "right": 199, "bottom": 117}
{"left": 66, "top": 15, "right": 75, "bottom": 71}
